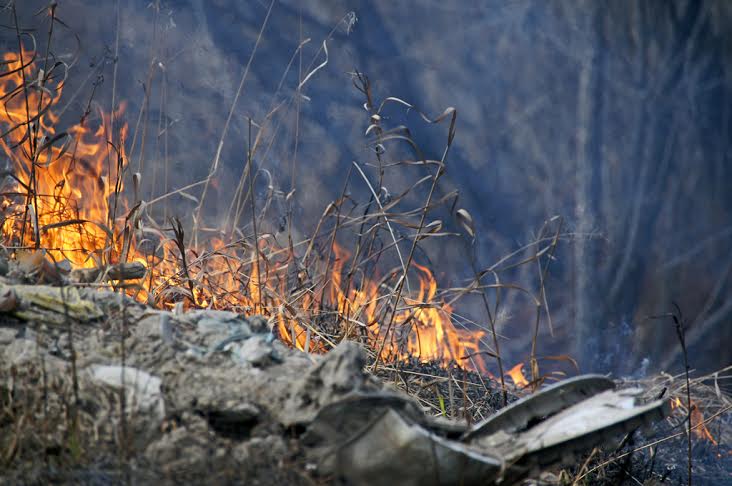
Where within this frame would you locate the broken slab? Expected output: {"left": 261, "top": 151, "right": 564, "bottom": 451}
{"left": 463, "top": 374, "right": 616, "bottom": 439}
{"left": 331, "top": 407, "right": 503, "bottom": 486}
{"left": 303, "top": 380, "right": 669, "bottom": 485}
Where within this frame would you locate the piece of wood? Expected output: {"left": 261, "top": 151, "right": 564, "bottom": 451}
{"left": 71, "top": 262, "right": 146, "bottom": 283}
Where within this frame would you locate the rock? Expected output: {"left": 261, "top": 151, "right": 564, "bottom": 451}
{"left": 88, "top": 364, "right": 165, "bottom": 421}
{"left": 0, "top": 256, "right": 8, "bottom": 276}
{"left": 160, "top": 313, "right": 174, "bottom": 344}
{"left": 281, "top": 342, "right": 381, "bottom": 427}
{"left": 193, "top": 309, "right": 253, "bottom": 350}
{"left": 247, "top": 315, "right": 270, "bottom": 333}
{"left": 136, "top": 312, "right": 171, "bottom": 340}
{"left": 0, "top": 287, "right": 17, "bottom": 311}
{"left": 227, "top": 334, "right": 279, "bottom": 366}
{"left": 2, "top": 336, "right": 44, "bottom": 366}
{"left": 0, "top": 283, "right": 104, "bottom": 325}
{"left": 232, "top": 435, "right": 287, "bottom": 464}
{"left": 0, "top": 326, "right": 17, "bottom": 345}
{"left": 144, "top": 413, "right": 213, "bottom": 473}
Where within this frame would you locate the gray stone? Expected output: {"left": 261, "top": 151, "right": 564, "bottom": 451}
{"left": 0, "top": 326, "right": 17, "bottom": 345}
{"left": 230, "top": 334, "right": 280, "bottom": 367}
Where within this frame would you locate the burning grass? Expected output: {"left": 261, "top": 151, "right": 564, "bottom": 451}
{"left": 0, "top": 41, "right": 487, "bottom": 372}
{"left": 0, "top": 4, "right": 730, "bottom": 484}
{"left": 562, "top": 367, "right": 732, "bottom": 485}
{"left": 0, "top": 18, "right": 555, "bottom": 387}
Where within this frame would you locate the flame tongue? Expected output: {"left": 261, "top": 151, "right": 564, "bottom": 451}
{"left": 0, "top": 48, "right": 486, "bottom": 372}
{"left": 506, "top": 362, "right": 529, "bottom": 387}
{"left": 327, "top": 244, "right": 485, "bottom": 366}
{"left": 672, "top": 397, "right": 718, "bottom": 445}
{"left": 0, "top": 50, "right": 128, "bottom": 268}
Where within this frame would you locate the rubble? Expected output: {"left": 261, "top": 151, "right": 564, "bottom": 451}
{"left": 0, "top": 281, "right": 716, "bottom": 485}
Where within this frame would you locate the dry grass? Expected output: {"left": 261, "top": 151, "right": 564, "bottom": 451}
{"left": 0, "top": 4, "right": 730, "bottom": 485}
{"left": 562, "top": 366, "right": 732, "bottom": 485}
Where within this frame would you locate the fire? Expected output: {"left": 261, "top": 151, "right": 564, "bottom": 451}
{"left": 0, "top": 48, "right": 486, "bottom": 371}
{"left": 671, "top": 397, "right": 718, "bottom": 445}
{"left": 328, "top": 244, "right": 485, "bottom": 364}
{"left": 0, "top": 50, "right": 128, "bottom": 268}
{"left": 506, "top": 362, "right": 529, "bottom": 387}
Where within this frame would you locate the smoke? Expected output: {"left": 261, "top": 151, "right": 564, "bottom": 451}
{"left": 8, "top": 0, "right": 732, "bottom": 375}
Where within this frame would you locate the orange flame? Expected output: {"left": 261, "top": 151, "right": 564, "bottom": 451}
{"left": 0, "top": 50, "right": 128, "bottom": 267}
{"left": 506, "top": 362, "right": 529, "bottom": 387}
{"left": 0, "top": 48, "right": 488, "bottom": 372}
{"left": 671, "top": 397, "right": 718, "bottom": 445}
{"left": 327, "top": 244, "right": 485, "bottom": 365}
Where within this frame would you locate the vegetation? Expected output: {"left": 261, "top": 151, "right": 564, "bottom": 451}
{"left": 0, "top": 1, "right": 730, "bottom": 484}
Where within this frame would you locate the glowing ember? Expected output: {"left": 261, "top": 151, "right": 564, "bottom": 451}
{"left": 0, "top": 48, "right": 486, "bottom": 372}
